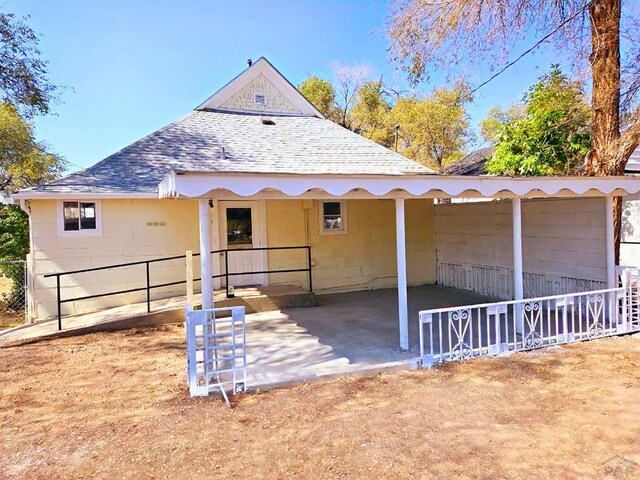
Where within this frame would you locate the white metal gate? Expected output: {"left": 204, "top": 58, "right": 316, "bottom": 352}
{"left": 186, "top": 306, "right": 247, "bottom": 403}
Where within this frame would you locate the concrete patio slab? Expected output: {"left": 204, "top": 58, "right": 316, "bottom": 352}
{"left": 243, "top": 285, "right": 496, "bottom": 388}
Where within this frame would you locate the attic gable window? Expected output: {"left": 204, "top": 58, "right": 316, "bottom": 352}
{"left": 57, "top": 200, "right": 102, "bottom": 236}
{"left": 254, "top": 93, "right": 266, "bottom": 106}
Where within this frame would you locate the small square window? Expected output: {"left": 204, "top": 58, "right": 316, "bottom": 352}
{"left": 58, "top": 200, "right": 101, "bottom": 236}
{"left": 254, "top": 93, "right": 266, "bottom": 106}
{"left": 319, "top": 201, "right": 347, "bottom": 235}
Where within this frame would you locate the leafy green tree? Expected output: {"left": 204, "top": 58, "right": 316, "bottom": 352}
{"left": 480, "top": 105, "right": 526, "bottom": 144}
{"left": 391, "top": 82, "right": 474, "bottom": 172}
{"left": 0, "top": 204, "right": 28, "bottom": 260}
{"left": 299, "top": 75, "right": 337, "bottom": 120}
{"left": 0, "top": 11, "right": 64, "bottom": 295}
{"left": 300, "top": 68, "right": 474, "bottom": 172}
{"left": 0, "top": 102, "right": 64, "bottom": 195}
{"left": 0, "top": 13, "right": 57, "bottom": 117}
{"left": 486, "top": 67, "right": 591, "bottom": 176}
{"left": 350, "top": 80, "right": 394, "bottom": 147}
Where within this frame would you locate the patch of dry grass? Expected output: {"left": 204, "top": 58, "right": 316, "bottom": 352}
{"left": 1, "top": 325, "right": 639, "bottom": 479}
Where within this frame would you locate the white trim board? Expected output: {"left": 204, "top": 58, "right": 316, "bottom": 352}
{"left": 158, "top": 172, "right": 640, "bottom": 200}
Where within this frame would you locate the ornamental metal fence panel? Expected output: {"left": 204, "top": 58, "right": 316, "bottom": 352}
{"left": 419, "top": 282, "right": 636, "bottom": 367}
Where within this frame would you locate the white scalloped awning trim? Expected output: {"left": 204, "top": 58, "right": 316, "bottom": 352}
{"left": 157, "top": 172, "right": 640, "bottom": 199}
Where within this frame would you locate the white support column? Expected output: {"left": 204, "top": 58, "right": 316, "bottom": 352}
{"left": 199, "top": 199, "right": 213, "bottom": 310}
{"left": 395, "top": 198, "right": 409, "bottom": 351}
{"left": 512, "top": 198, "right": 524, "bottom": 334}
{"left": 605, "top": 195, "right": 616, "bottom": 288}
{"left": 512, "top": 198, "right": 524, "bottom": 300}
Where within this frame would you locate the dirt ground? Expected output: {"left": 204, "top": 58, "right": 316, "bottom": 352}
{"left": 1, "top": 325, "right": 639, "bottom": 480}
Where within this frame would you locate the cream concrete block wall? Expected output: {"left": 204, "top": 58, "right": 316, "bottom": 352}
{"left": 265, "top": 199, "right": 437, "bottom": 293}
{"left": 435, "top": 197, "right": 607, "bottom": 281}
{"left": 220, "top": 73, "right": 301, "bottom": 114}
{"left": 30, "top": 199, "right": 202, "bottom": 319}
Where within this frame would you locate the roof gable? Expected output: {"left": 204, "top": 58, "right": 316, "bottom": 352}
{"left": 197, "top": 57, "right": 324, "bottom": 117}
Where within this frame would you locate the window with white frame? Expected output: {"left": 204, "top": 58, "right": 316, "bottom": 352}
{"left": 254, "top": 93, "right": 266, "bottom": 106}
{"left": 319, "top": 200, "right": 347, "bottom": 235}
{"left": 57, "top": 200, "right": 102, "bottom": 236}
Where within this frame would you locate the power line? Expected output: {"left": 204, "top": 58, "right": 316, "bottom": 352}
{"left": 469, "top": 6, "right": 588, "bottom": 96}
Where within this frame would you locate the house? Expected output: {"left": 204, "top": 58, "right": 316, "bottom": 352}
{"left": 12, "top": 58, "right": 640, "bottom": 358}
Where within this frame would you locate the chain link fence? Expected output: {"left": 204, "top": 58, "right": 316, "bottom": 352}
{"left": 0, "top": 260, "right": 27, "bottom": 330}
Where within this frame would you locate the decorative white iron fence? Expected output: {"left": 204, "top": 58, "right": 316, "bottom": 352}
{"left": 419, "top": 281, "right": 638, "bottom": 366}
{"left": 437, "top": 261, "right": 607, "bottom": 300}
{"left": 186, "top": 306, "right": 247, "bottom": 403}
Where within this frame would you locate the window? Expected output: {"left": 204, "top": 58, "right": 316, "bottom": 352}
{"left": 57, "top": 200, "right": 102, "bottom": 236}
{"left": 226, "top": 207, "right": 253, "bottom": 247}
{"left": 254, "top": 93, "right": 266, "bottom": 106}
{"left": 319, "top": 201, "right": 347, "bottom": 235}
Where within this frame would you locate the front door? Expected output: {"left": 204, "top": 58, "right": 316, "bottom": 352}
{"left": 219, "top": 201, "right": 266, "bottom": 287}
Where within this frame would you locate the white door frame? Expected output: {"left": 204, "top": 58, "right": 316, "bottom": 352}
{"left": 217, "top": 200, "right": 268, "bottom": 286}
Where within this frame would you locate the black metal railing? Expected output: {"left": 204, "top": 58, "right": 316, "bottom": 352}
{"left": 44, "top": 246, "right": 312, "bottom": 331}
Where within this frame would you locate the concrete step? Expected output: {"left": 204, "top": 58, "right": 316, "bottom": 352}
{"left": 214, "top": 285, "right": 316, "bottom": 313}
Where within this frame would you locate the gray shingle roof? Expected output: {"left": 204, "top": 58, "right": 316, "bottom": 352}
{"left": 444, "top": 146, "right": 493, "bottom": 176}
{"left": 26, "top": 109, "right": 432, "bottom": 195}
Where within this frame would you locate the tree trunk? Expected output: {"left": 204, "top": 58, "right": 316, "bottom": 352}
{"left": 584, "top": 0, "right": 625, "bottom": 264}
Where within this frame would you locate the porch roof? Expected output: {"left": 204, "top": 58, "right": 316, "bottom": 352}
{"left": 157, "top": 171, "right": 640, "bottom": 200}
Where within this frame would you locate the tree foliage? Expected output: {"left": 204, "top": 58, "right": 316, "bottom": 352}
{"left": 0, "top": 102, "right": 64, "bottom": 195}
{"left": 0, "top": 204, "right": 28, "bottom": 260}
{"left": 480, "top": 104, "right": 526, "bottom": 144}
{"left": 299, "top": 75, "right": 336, "bottom": 120}
{"left": 300, "top": 68, "right": 474, "bottom": 172}
{"left": 391, "top": 82, "right": 474, "bottom": 172}
{"left": 0, "top": 12, "right": 57, "bottom": 117}
{"left": 350, "top": 80, "right": 394, "bottom": 147}
{"left": 0, "top": 12, "right": 63, "bottom": 267}
{"left": 486, "top": 67, "right": 591, "bottom": 176}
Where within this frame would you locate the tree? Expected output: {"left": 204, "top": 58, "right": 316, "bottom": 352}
{"left": 391, "top": 82, "right": 474, "bottom": 172}
{"left": 387, "top": 0, "right": 640, "bottom": 261}
{"left": 0, "top": 12, "right": 57, "bottom": 117}
{"left": 0, "top": 12, "right": 64, "bottom": 275}
{"left": 0, "top": 102, "right": 64, "bottom": 195}
{"left": 299, "top": 65, "right": 474, "bottom": 171}
{"left": 330, "top": 62, "right": 372, "bottom": 129}
{"left": 350, "top": 80, "right": 394, "bottom": 147}
{"left": 480, "top": 105, "right": 526, "bottom": 144}
{"left": 299, "top": 75, "right": 337, "bottom": 120}
{"left": 486, "top": 67, "right": 592, "bottom": 175}
{"left": 299, "top": 63, "right": 373, "bottom": 128}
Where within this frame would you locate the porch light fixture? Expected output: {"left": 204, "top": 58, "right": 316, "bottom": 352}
{"left": 261, "top": 115, "right": 275, "bottom": 125}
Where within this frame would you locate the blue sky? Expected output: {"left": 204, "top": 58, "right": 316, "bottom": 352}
{"left": 4, "top": 0, "right": 559, "bottom": 171}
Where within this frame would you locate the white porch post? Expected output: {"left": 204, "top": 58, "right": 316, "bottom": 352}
{"left": 605, "top": 195, "right": 616, "bottom": 288}
{"left": 199, "top": 199, "right": 213, "bottom": 310}
{"left": 512, "top": 198, "right": 524, "bottom": 333}
{"left": 395, "top": 198, "right": 409, "bottom": 351}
